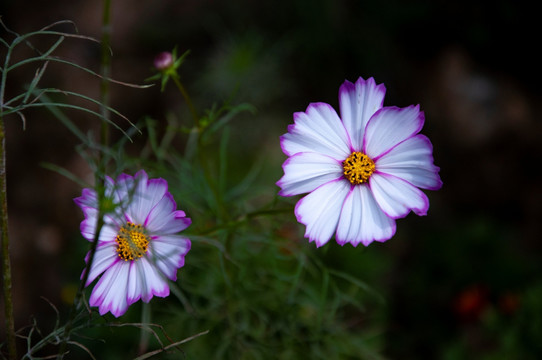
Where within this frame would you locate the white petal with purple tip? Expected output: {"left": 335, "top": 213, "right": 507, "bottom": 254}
{"left": 145, "top": 194, "right": 175, "bottom": 230}
{"left": 84, "top": 243, "right": 119, "bottom": 286}
{"left": 363, "top": 105, "right": 424, "bottom": 159}
{"left": 151, "top": 235, "right": 191, "bottom": 280}
{"left": 138, "top": 257, "right": 169, "bottom": 302}
{"left": 339, "top": 77, "right": 386, "bottom": 151}
{"left": 376, "top": 135, "right": 435, "bottom": 168}
{"left": 295, "top": 180, "right": 350, "bottom": 247}
{"left": 376, "top": 135, "right": 442, "bottom": 190}
{"left": 281, "top": 103, "right": 351, "bottom": 160}
{"left": 336, "top": 185, "right": 395, "bottom": 246}
{"left": 130, "top": 178, "right": 168, "bottom": 225}
{"left": 127, "top": 262, "right": 141, "bottom": 305}
{"left": 370, "top": 173, "right": 429, "bottom": 218}
{"left": 147, "top": 208, "right": 191, "bottom": 235}
{"left": 378, "top": 166, "right": 442, "bottom": 191}
{"left": 90, "top": 262, "right": 129, "bottom": 317}
{"left": 277, "top": 152, "right": 343, "bottom": 196}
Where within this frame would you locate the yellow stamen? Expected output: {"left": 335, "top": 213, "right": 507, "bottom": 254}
{"left": 342, "top": 152, "right": 375, "bottom": 185}
{"left": 115, "top": 222, "right": 150, "bottom": 261}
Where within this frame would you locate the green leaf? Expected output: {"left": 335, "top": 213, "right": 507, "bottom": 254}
{"left": 40, "top": 162, "right": 89, "bottom": 188}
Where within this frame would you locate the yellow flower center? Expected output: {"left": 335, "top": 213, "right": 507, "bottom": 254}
{"left": 342, "top": 152, "right": 375, "bottom": 185}
{"left": 115, "top": 222, "right": 150, "bottom": 261}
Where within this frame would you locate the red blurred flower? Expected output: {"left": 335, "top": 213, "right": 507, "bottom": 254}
{"left": 453, "top": 284, "right": 489, "bottom": 322}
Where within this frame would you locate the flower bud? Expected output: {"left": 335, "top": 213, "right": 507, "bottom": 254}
{"left": 153, "top": 51, "right": 174, "bottom": 71}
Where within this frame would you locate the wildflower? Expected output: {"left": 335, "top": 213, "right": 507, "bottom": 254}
{"left": 277, "top": 77, "right": 442, "bottom": 247}
{"left": 74, "top": 170, "right": 191, "bottom": 317}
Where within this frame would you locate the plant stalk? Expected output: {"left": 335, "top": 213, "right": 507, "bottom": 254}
{"left": 172, "top": 75, "right": 199, "bottom": 124}
{"left": 58, "top": 1, "right": 112, "bottom": 356}
{"left": 57, "top": 198, "right": 104, "bottom": 359}
{"left": 0, "top": 117, "right": 17, "bottom": 360}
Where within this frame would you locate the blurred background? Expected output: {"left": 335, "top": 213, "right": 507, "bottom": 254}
{"left": 1, "top": 0, "right": 541, "bottom": 358}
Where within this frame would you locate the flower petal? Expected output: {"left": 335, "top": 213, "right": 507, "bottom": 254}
{"left": 150, "top": 235, "right": 191, "bottom": 281}
{"left": 74, "top": 188, "right": 98, "bottom": 209}
{"left": 295, "top": 179, "right": 350, "bottom": 247}
{"left": 363, "top": 105, "right": 424, "bottom": 159}
{"left": 370, "top": 172, "right": 429, "bottom": 218}
{"left": 381, "top": 167, "right": 442, "bottom": 191}
{"left": 339, "top": 77, "right": 386, "bottom": 151}
{"left": 80, "top": 211, "right": 119, "bottom": 243}
{"left": 110, "top": 174, "right": 134, "bottom": 207}
{"left": 277, "top": 152, "right": 343, "bottom": 196}
{"left": 79, "top": 208, "right": 98, "bottom": 241}
{"left": 336, "top": 185, "right": 396, "bottom": 246}
{"left": 281, "top": 102, "right": 351, "bottom": 160}
{"left": 137, "top": 257, "right": 170, "bottom": 302}
{"left": 126, "top": 261, "right": 142, "bottom": 305}
{"left": 83, "top": 242, "right": 119, "bottom": 286}
{"left": 89, "top": 261, "right": 129, "bottom": 317}
{"left": 376, "top": 134, "right": 442, "bottom": 190}
{"left": 130, "top": 177, "right": 169, "bottom": 225}
{"left": 146, "top": 195, "right": 192, "bottom": 234}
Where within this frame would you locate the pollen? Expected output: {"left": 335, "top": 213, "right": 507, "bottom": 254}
{"left": 342, "top": 152, "right": 375, "bottom": 185}
{"left": 115, "top": 222, "right": 150, "bottom": 261}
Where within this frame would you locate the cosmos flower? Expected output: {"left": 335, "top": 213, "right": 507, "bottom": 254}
{"left": 277, "top": 77, "right": 442, "bottom": 247}
{"left": 74, "top": 170, "right": 191, "bottom": 317}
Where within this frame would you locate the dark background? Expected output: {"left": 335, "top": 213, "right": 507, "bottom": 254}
{"left": 1, "top": 0, "right": 541, "bottom": 358}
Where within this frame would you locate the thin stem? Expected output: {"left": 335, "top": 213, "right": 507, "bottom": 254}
{"left": 0, "top": 116, "right": 17, "bottom": 360}
{"left": 138, "top": 302, "right": 151, "bottom": 355}
{"left": 171, "top": 75, "right": 199, "bottom": 124}
{"left": 58, "top": 2, "right": 112, "bottom": 355}
{"left": 57, "top": 194, "right": 105, "bottom": 359}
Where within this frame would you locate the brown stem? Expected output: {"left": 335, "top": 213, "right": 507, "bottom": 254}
{"left": 0, "top": 117, "right": 17, "bottom": 360}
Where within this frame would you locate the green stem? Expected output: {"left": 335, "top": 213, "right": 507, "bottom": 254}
{"left": 138, "top": 302, "right": 151, "bottom": 355}
{"left": 58, "top": 1, "right": 112, "bottom": 356}
{"left": 171, "top": 75, "right": 199, "bottom": 124}
{"left": 57, "top": 193, "right": 105, "bottom": 359}
{"left": 0, "top": 117, "right": 17, "bottom": 360}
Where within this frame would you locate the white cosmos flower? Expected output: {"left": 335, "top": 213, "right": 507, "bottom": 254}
{"left": 277, "top": 77, "right": 442, "bottom": 247}
{"left": 74, "top": 170, "right": 191, "bottom": 317}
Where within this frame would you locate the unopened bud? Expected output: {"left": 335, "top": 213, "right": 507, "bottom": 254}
{"left": 154, "top": 51, "right": 174, "bottom": 70}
